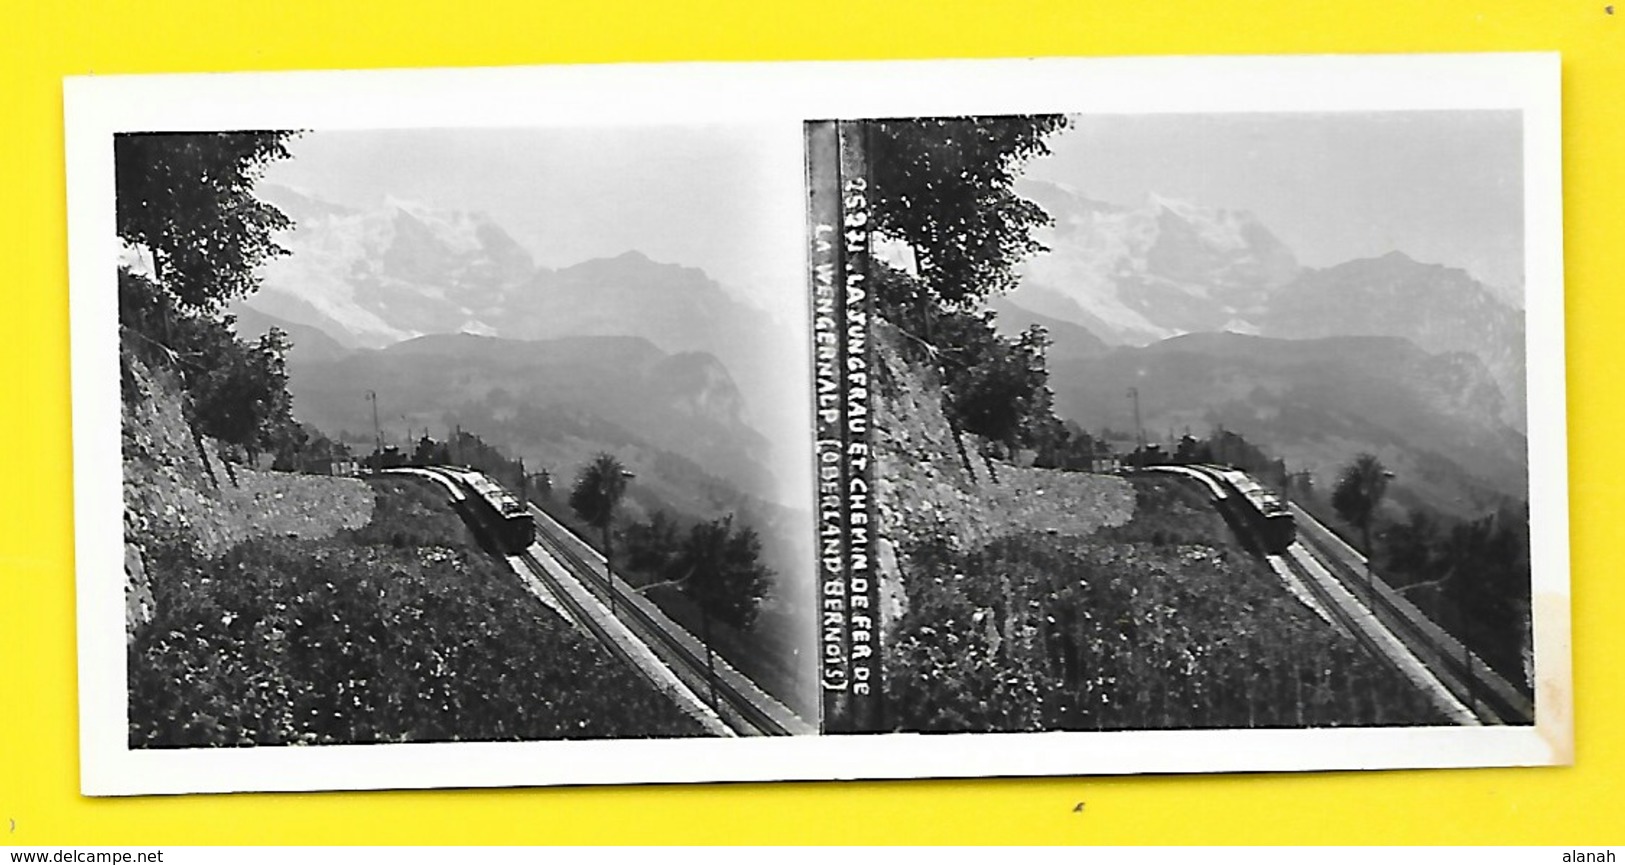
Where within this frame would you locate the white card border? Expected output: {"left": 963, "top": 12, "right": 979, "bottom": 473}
{"left": 66, "top": 53, "right": 1570, "bottom": 796}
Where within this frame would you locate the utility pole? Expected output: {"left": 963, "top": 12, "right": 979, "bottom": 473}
{"left": 1127, "top": 387, "right": 1144, "bottom": 448}
{"left": 365, "top": 390, "right": 382, "bottom": 469}
{"left": 1462, "top": 595, "right": 1478, "bottom": 721}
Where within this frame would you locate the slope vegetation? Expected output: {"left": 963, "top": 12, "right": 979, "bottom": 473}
{"left": 124, "top": 354, "right": 704, "bottom": 745}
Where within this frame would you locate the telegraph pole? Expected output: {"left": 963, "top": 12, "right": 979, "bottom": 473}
{"left": 365, "top": 390, "right": 382, "bottom": 469}
{"left": 1127, "top": 387, "right": 1144, "bottom": 447}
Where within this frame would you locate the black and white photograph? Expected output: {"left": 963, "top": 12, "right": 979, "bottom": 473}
{"left": 818, "top": 110, "right": 1542, "bottom": 733}
{"left": 67, "top": 54, "right": 1569, "bottom": 795}
{"left": 110, "top": 124, "right": 818, "bottom": 751}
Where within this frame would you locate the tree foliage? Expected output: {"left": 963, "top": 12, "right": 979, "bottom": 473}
{"left": 868, "top": 115, "right": 1068, "bottom": 312}
{"left": 1438, "top": 502, "right": 1531, "bottom": 685}
{"left": 115, "top": 131, "right": 296, "bottom": 313}
{"left": 121, "top": 268, "right": 298, "bottom": 467}
{"left": 671, "top": 516, "right": 772, "bottom": 631}
{"left": 412, "top": 434, "right": 452, "bottom": 466}
{"left": 1332, "top": 452, "right": 1391, "bottom": 553}
{"left": 934, "top": 310, "right": 1056, "bottom": 453}
{"left": 189, "top": 327, "right": 296, "bottom": 462}
{"left": 862, "top": 117, "right": 1069, "bottom": 478}
{"left": 1383, "top": 508, "right": 1440, "bottom": 578}
{"left": 569, "top": 453, "right": 629, "bottom": 532}
{"left": 272, "top": 425, "right": 350, "bottom": 474}
{"left": 1033, "top": 420, "right": 1104, "bottom": 472}
{"left": 115, "top": 132, "right": 317, "bottom": 476}
{"left": 570, "top": 452, "right": 630, "bottom": 597}
{"left": 625, "top": 510, "right": 683, "bottom": 574}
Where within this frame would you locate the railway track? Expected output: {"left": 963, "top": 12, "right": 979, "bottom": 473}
{"left": 1287, "top": 505, "right": 1534, "bottom": 725}
{"left": 506, "top": 546, "right": 733, "bottom": 737}
{"left": 525, "top": 508, "right": 812, "bottom": 737}
{"left": 1166, "top": 463, "right": 1532, "bottom": 726}
{"left": 411, "top": 465, "right": 808, "bottom": 736}
{"left": 1271, "top": 543, "right": 1479, "bottom": 725}
{"left": 398, "top": 467, "right": 728, "bottom": 734}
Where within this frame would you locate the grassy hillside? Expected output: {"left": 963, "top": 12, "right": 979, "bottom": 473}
{"left": 129, "top": 476, "right": 706, "bottom": 746}
{"left": 889, "top": 477, "right": 1448, "bottom": 731}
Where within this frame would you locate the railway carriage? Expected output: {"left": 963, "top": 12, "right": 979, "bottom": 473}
{"left": 451, "top": 469, "right": 535, "bottom": 555}
{"left": 1208, "top": 466, "right": 1296, "bottom": 554}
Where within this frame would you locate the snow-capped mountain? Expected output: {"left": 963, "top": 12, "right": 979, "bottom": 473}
{"left": 249, "top": 186, "right": 784, "bottom": 368}
{"left": 1006, "top": 179, "right": 1301, "bottom": 345}
{"left": 1001, "top": 179, "right": 1527, "bottom": 430}
{"left": 249, "top": 184, "right": 533, "bottom": 348}
{"left": 239, "top": 184, "right": 809, "bottom": 505}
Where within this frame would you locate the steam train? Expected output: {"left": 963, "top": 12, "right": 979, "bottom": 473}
{"left": 1201, "top": 465, "right": 1296, "bottom": 555}
{"left": 442, "top": 468, "right": 535, "bottom": 555}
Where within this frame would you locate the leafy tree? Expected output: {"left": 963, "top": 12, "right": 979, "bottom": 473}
{"left": 868, "top": 115, "right": 1068, "bottom": 313}
{"left": 673, "top": 516, "right": 772, "bottom": 632}
{"left": 657, "top": 514, "right": 772, "bottom": 708}
{"left": 274, "top": 424, "right": 346, "bottom": 474}
{"left": 1034, "top": 420, "right": 1090, "bottom": 470}
{"left": 1332, "top": 453, "right": 1391, "bottom": 562}
{"left": 928, "top": 310, "right": 1056, "bottom": 475}
{"left": 265, "top": 419, "right": 310, "bottom": 472}
{"left": 1435, "top": 502, "right": 1531, "bottom": 687}
{"left": 955, "top": 320, "right": 1053, "bottom": 450}
{"left": 183, "top": 325, "right": 294, "bottom": 467}
{"left": 115, "top": 133, "right": 315, "bottom": 483}
{"left": 115, "top": 131, "right": 296, "bottom": 314}
{"left": 625, "top": 511, "right": 682, "bottom": 574}
{"left": 1383, "top": 508, "right": 1439, "bottom": 580}
{"left": 570, "top": 453, "right": 630, "bottom": 609}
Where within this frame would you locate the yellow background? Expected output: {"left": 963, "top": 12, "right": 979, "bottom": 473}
{"left": 2, "top": 0, "right": 1620, "bottom": 845}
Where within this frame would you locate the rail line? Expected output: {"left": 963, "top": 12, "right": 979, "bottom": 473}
{"left": 1287, "top": 504, "right": 1533, "bottom": 725}
{"left": 508, "top": 546, "right": 732, "bottom": 736}
{"left": 1273, "top": 543, "right": 1478, "bottom": 725}
{"left": 409, "top": 465, "right": 810, "bottom": 736}
{"left": 397, "top": 467, "right": 732, "bottom": 734}
{"left": 524, "top": 507, "right": 812, "bottom": 736}
{"left": 1163, "top": 463, "right": 1531, "bottom": 725}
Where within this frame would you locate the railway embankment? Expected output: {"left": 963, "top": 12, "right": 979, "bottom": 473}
{"left": 121, "top": 352, "right": 374, "bottom": 638}
{"left": 872, "top": 319, "right": 1136, "bottom": 632}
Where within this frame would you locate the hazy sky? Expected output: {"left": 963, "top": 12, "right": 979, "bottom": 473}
{"left": 264, "top": 114, "right": 1525, "bottom": 304}
{"left": 1023, "top": 111, "right": 1524, "bottom": 290}
{"left": 262, "top": 126, "right": 803, "bottom": 316}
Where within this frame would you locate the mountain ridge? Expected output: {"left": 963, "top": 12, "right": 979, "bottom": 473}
{"left": 1002, "top": 180, "right": 1527, "bottom": 431}
{"left": 1051, "top": 330, "right": 1526, "bottom": 521}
